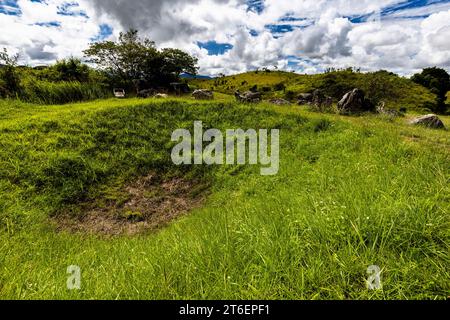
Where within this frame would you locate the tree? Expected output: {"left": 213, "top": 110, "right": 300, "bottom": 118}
{"left": 52, "top": 58, "right": 90, "bottom": 82}
{"left": 84, "top": 29, "right": 198, "bottom": 89}
{"left": 412, "top": 67, "right": 450, "bottom": 114}
{"left": 0, "top": 48, "right": 22, "bottom": 97}
{"left": 160, "top": 48, "right": 198, "bottom": 76}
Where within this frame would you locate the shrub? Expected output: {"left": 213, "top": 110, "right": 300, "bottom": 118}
{"left": 284, "top": 90, "right": 296, "bottom": 101}
{"left": 274, "top": 82, "right": 286, "bottom": 91}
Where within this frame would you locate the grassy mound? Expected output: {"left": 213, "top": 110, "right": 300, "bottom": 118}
{"left": 190, "top": 70, "right": 437, "bottom": 112}
{"left": 0, "top": 97, "right": 448, "bottom": 299}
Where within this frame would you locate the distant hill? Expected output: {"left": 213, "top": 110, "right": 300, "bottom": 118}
{"left": 180, "top": 73, "right": 213, "bottom": 80}
{"left": 188, "top": 70, "right": 437, "bottom": 112}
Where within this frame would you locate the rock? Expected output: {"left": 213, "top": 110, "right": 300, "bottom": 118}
{"left": 235, "top": 90, "right": 262, "bottom": 103}
{"left": 299, "top": 93, "right": 313, "bottom": 101}
{"left": 192, "top": 89, "right": 214, "bottom": 100}
{"left": 137, "top": 89, "right": 156, "bottom": 98}
{"left": 113, "top": 88, "right": 126, "bottom": 98}
{"left": 312, "top": 89, "right": 326, "bottom": 107}
{"left": 410, "top": 114, "right": 446, "bottom": 129}
{"left": 269, "top": 98, "right": 291, "bottom": 106}
{"left": 324, "top": 96, "right": 333, "bottom": 109}
{"left": 303, "top": 89, "right": 333, "bottom": 111}
{"left": 297, "top": 93, "right": 313, "bottom": 105}
{"left": 376, "top": 102, "right": 404, "bottom": 117}
{"left": 337, "top": 88, "right": 373, "bottom": 114}
{"left": 154, "top": 93, "right": 168, "bottom": 99}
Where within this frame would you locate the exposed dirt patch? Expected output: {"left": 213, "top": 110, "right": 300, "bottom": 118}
{"left": 54, "top": 173, "right": 209, "bottom": 236}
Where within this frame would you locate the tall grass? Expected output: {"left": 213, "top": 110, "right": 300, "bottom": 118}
{"left": 20, "top": 79, "right": 111, "bottom": 104}
{"left": 0, "top": 98, "right": 448, "bottom": 300}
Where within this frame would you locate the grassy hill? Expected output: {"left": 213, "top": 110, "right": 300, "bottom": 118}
{"left": 0, "top": 97, "right": 448, "bottom": 299}
{"left": 189, "top": 70, "right": 437, "bottom": 112}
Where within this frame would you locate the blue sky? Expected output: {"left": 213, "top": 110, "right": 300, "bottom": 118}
{"left": 0, "top": 0, "right": 449, "bottom": 75}
{"left": 198, "top": 41, "right": 234, "bottom": 55}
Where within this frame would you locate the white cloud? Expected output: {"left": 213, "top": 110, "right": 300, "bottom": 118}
{"left": 0, "top": 0, "right": 112, "bottom": 64}
{"left": 1, "top": 0, "right": 449, "bottom": 76}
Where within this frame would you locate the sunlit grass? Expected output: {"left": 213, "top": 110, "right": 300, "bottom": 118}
{"left": 0, "top": 97, "right": 448, "bottom": 300}
{"left": 190, "top": 70, "right": 437, "bottom": 112}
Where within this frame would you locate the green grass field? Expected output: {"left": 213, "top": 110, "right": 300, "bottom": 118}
{"left": 0, "top": 96, "right": 449, "bottom": 300}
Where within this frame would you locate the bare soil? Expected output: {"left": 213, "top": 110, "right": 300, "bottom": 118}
{"left": 54, "top": 173, "right": 208, "bottom": 236}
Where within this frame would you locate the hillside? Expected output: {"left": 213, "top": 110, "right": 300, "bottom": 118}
{"left": 0, "top": 97, "right": 448, "bottom": 299}
{"left": 189, "top": 70, "right": 437, "bottom": 112}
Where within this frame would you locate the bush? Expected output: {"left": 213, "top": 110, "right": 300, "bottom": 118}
{"left": 316, "top": 72, "right": 355, "bottom": 99}
{"left": 284, "top": 90, "right": 296, "bottom": 101}
{"left": 274, "top": 82, "right": 286, "bottom": 91}
{"left": 364, "top": 71, "right": 399, "bottom": 106}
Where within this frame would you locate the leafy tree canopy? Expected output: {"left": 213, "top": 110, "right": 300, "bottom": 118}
{"left": 0, "top": 48, "right": 22, "bottom": 97}
{"left": 52, "top": 58, "right": 90, "bottom": 82}
{"left": 412, "top": 67, "right": 450, "bottom": 114}
{"left": 83, "top": 29, "right": 198, "bottom": 88}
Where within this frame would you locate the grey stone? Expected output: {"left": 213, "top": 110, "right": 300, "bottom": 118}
{"left": 235, "top": 90, "right": 262, "bottom": 103}
{"left": 338, "top": 88, "right": 373, "bottom": 114}
{"left": 192, "top": 89, "right": 214, "bottom": 100}
{"left": 410, "top": 114, "right": 446, "bottom": 129}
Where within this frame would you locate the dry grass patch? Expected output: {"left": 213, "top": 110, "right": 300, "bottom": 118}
{"left": 54, "top": 173, "right": 209, "bottom": 236}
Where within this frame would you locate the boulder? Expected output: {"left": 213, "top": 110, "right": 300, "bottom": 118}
{"left": 235, "top": 90, "right": 262, "bottom": 103}
{"left": 376, "top": 102, "right": 404, "bottom": 117}
{"left": 192, "top": 89, "right": 214, "bottom": 100}
{"left": 337, "top": 88, "right": 373, "bottom": 114}
{"left": 410, "top": 114, "right": 446, "bottom": 129}
{"left": 324, "top": 97, "right": 333, "bottom": 109}
{"left": 137, "top": 89, "right": 156, "bottom": 98}
{"left": 303, "top": 89, "right": 333, "bottom": 111}
{"left": 312, "top": 89, "right": 326, "bottom": 107}
{"left": 269, "top": 98, "right": 291, "bottom": 106}
{"left": 297, "top": 93, "right": 313, "bottom": 105}
{"left": 154, "top": 93, "right": 169, "bottom": 99}
{"left": 298, "top": 93, "right": 313, "bottom": 101}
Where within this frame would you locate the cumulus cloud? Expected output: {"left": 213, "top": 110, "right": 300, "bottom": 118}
{"left": 86, "top": 0, "right": 247, "bottom": 43}
{"left": 281, "top": 10, "right": 353, "bottom": 59}
{"left": 0, "top": 0, "right": 110, "bottom": 64}
{"left": 1, "top": 0, "right": 449, "bottom": 75}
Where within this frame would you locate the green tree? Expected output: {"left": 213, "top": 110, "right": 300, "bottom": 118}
{"left": 412, "top": 67, "right": 450, "bottom": 114}
{"left": 0, "top": 48, "right": 22, "bottom": 97}
{"left": 84, "top": 29, "right": 198, "bottom": 88}
{"left": 52, "top": 58, "right": 90, "bottom": 82}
